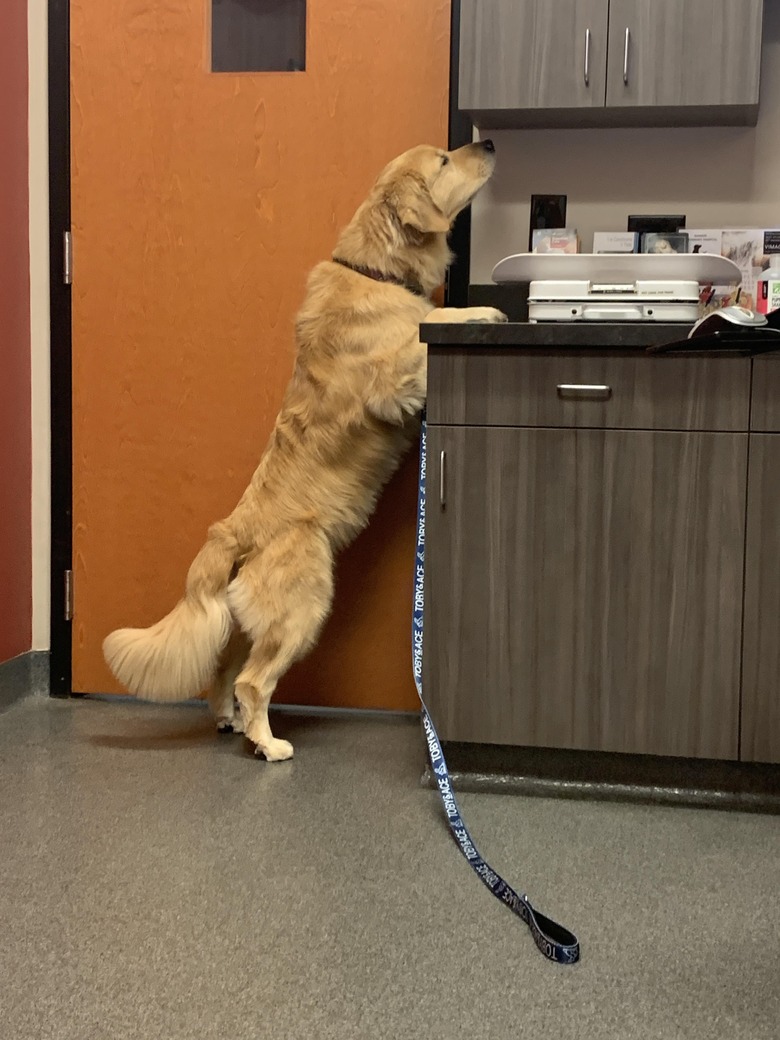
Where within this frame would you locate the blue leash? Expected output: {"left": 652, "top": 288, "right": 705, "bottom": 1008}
{"left": 412, "top": 419, "right": 580, "bottom": 965}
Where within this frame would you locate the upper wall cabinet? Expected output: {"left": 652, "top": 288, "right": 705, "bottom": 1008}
{"left": 459, "top": 0, "right": 764, "bottom": 129}
{"left": 458, "top": 0, "right": 610, "bottom": 115}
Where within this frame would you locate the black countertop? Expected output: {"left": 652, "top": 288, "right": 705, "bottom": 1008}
{"left": 420, "top": 321, "right": 691, "bottom": 349}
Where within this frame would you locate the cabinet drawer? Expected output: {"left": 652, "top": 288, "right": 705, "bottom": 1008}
{"left": 427, "top": 351, "right": 750, "bottom": 431}
{"left": 751, "top": 357, "right": 780, "bottom": 432}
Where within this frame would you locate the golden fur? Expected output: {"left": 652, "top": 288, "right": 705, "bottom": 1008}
{"left": 103, "top": 141, "right": 506, "bottom": 760}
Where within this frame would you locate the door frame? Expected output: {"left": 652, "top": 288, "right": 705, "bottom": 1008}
{"left": 48, "top": 0, "right": 73, "bottom": 696}
{"left": 46, "top": 0, "right": 474, "bottom": 696}
{"left": 445, "top": 0, "right": 474, "bottom": 308}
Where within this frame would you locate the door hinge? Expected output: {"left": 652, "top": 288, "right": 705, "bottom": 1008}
{"left": 64, "top": 569, "right": 74, "bottom": 622}
{"left": 63, "top": 230, "right": 73, "bottom": 285}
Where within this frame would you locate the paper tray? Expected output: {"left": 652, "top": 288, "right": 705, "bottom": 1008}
{"left": 493, "top": 252, "right": 742, "bottom": 286}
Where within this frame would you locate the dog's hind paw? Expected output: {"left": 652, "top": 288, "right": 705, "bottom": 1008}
{"left": 216, "top": 711, "right": 244, "bottom": 735}
{"left": 255, "top": 738, "right": 294, "bottom": 762}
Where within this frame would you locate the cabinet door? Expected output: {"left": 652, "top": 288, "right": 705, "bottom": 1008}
{"left": 606, "top": 0, "right": 762, "bottom": 113}
{"left": 742, "top": 435, "right": 780, "bottom": 764}
{"left": 751, "top": 357, "right": 780, "bottom": 432}
{"left": 423, "top": 426, "right": 746, "bottom": 758}
{"left": 459, "top": 0, "right": 608, "bottom": 112}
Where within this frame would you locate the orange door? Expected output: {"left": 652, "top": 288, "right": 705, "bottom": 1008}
{"left": 70, "top": 0, "right": 449, "bottom": 706}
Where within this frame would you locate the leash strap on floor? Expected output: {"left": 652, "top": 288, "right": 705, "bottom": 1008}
{"left": 412, "top": 418, "right": 580, "bottom": 966}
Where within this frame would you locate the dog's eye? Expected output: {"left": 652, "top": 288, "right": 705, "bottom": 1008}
{"left": 441, "top": 155, "right": 449, "bottom": 166}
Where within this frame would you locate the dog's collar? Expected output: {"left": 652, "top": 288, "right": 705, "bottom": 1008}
{"left": 331, "top": 257, "right": 427, "bottom": 299}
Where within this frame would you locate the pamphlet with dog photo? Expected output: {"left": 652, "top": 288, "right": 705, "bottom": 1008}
{"left": 641, "top": 232, "right": 689, "bottom": 255}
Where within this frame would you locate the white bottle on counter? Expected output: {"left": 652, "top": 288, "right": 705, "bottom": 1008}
{"left": 756, "top": 255, "right": 780, "bottom": 315}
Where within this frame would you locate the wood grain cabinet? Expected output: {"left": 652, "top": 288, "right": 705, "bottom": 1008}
{"left": 423, "top": 425, "right": 746, "bottom": 759}
{"left": 750, "top": 356, "right": 780, "bottom": 431}
{"left": 459, "top": 0, "right": 764, "bottom": 128}
{"left": 422, "top": 345, "right": 780, "bottom": 765}
{"left": 742, "top": 435, "right": 780, "bottom": 763}
{"left": 458, "top": 0, "right": 609, "bottom": 116}
{"left": 741, "top": 357, "right": 780, "bottom": 763}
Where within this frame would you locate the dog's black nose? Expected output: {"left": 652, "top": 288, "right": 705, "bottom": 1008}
{"left": 482, "top": 139, "right": 495, "bottom": 153}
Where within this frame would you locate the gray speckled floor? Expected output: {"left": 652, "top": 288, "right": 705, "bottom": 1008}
{"left": 1, "top": 694, "right": 779, "bottom": 1040}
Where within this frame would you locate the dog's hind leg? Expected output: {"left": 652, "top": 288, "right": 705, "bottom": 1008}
{"left": 233, "top": 647, "right": 293, "bottom": 761}
{"left": 228, "top": 526, "right": 334, "bottom": 761}
{"left": 208, "top": 627, "right": 250, "bottom": 733}
{"left": 234, "top": 611, "right": 328, "bottom": 760}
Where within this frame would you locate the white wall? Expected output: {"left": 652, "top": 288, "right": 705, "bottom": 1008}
{"left": 28, "top": 0, "right": 50, "bottom": 651}
{"left": 471, "top": 3, "right": 780, "bottom": 282}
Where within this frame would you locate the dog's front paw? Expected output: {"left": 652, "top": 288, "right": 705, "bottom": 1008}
{"left": 464, "top": 306, "right": 508, "bottom": 324}
{"left": 401, "top": 391, "right": 427, "bottom": 417}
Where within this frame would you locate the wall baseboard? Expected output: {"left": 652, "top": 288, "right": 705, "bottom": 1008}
{"left": 0, "top": 651, "right": 50, "bottom": 714}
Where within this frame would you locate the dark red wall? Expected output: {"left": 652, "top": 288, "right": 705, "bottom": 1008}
{"left": 0, "top": 0, "right": 32, "bottom": 663}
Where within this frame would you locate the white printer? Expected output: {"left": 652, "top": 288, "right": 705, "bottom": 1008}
{"left": 491, "top": 253, "right": 742, "bottom": 323}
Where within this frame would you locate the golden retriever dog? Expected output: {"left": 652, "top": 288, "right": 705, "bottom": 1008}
{"left": 103, "top": 140, "right": 506, "bottom": 761}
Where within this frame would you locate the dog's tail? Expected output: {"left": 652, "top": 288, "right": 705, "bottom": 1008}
{"left": 102, "top": 530, "right": 238, "bottom": 702}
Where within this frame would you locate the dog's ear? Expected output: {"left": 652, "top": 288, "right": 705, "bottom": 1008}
{"left": 389, "top": 174, "right": 450, "bottom": 234}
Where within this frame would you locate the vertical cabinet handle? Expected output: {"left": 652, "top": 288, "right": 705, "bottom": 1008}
{"left": 623, "top": 27, "right": 631, "bottom": 85}
{"left": 584, "top": 28, "right": 591, "bottom": 87}
{"left": 439, "top": 450, "right": 446, "bottom": 508}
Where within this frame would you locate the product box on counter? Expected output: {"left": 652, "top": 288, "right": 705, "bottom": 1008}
{"left": 531, "top": 228, "right": 580, "bottom": 254}
{"left": 682, "top": 229, "right": 723, "bottom": 256}
{"left": 592, "top": 230, "right": 691, "bottom": 254}
{"left": 592, "top": 231, "right": 638, "bottom": 254}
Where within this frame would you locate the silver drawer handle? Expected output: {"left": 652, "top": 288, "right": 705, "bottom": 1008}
{"left": 440, "top": 450, "right": 446, "bottom": 508}
{"left": 584, "top": 28, "right": 591, "bottom": 87}
{"left": 556, "top": 383, "right": 612, "bottom": 400}
{"left": 623, "top": 27, "right": 630, "bottom": 85}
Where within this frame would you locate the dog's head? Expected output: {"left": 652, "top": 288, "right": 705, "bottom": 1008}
{"left": 378, "top": 140, "right": 496, "bottom": 235}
